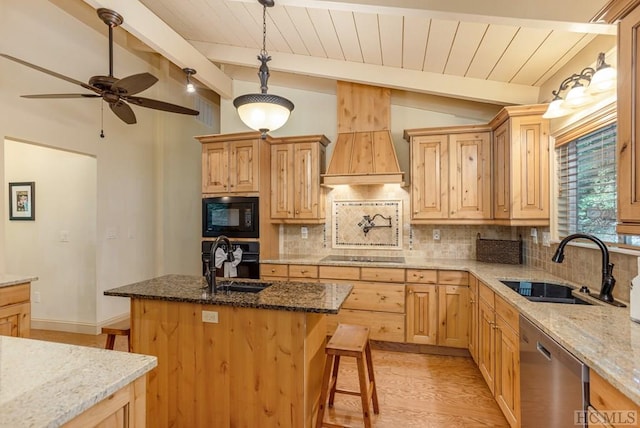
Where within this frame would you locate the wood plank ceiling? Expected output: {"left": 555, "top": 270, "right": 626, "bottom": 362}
{"left": 134, "top": 0, "right": 615, "bottom": 105}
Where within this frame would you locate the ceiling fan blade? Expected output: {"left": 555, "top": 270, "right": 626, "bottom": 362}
{"left": 0, "top": 53, "right": 99, "bottom": 93}
{"left": 21, "top": 94, "right": 101, "bottom": 99}
{"left": 109, "top": 100, "right": 137, "bottom": 124}
{"left": 112, "top": 72, "right": 158, "bottom": 96}
{"left": 126, "top": 96, "right": 199, "bottom": 116}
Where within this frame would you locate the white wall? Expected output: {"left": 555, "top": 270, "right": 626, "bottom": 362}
{"left": 0, "top": 0, "right": 215, "bottom": 331}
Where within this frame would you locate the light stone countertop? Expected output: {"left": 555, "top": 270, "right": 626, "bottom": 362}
{"left": 0, "top": 274, "right": 37, "bottom": 288}
{"left": 0, "top": 335, "right": 157, "bottom": 428}
{"left": 263, "top": 255, "right": 640, "bottom": 406}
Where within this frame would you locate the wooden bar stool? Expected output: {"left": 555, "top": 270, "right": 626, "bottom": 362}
{"left": 316, "top": 323, "right": 379, "bottom": 428}
{"left": 101, "top": 319, "right": 130, "bottom": 351}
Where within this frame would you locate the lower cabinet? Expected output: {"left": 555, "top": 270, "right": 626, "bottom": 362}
{"left": 589, "top": 370, "right": 640, "bottom": 428}
{"left": 468, "top": 275, "right": 479, "bottom": 363}
{"left": 405, "top": 270, "right": 469, "bottom": 348}
{"left": 477, "top": 281, "right": 520, "bottom": 428}
{"left": 0, "top": 283, "right": 31, "bottom": 338}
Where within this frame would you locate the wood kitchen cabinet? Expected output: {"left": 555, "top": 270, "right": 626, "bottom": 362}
{"left": 405, "top": 126, "right": 492, "bottom": 222}
{"left": 468, "top": 274, "right": 479, "bottom": 364}
{"left": 589, "top": 370, "right": 640, "bottom": 428}
{"left": 477, "top": 281, "right": 520, "bottom": 428}
{"left": 406, "top": 270, "right": 469, "bottom": 348}
{"left": 490, "top": 105, "right": 550, "bottom": 225}
{"left": 197, "top": 132, "right": 261, "bottom": 194}
{"left": 0, "top": 283, "right": 30, "bottom": 338}
{"left": 269, "top": 135, "right": 329, "bottom": 223}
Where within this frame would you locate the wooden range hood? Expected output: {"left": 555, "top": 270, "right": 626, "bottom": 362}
{"left": 322, "top": 81, "right": 405, "bottom": 186}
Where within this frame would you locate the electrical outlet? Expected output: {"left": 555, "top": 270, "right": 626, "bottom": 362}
{"left": 542, "top": 232, "right": 551, "bottom": 247}
{"left": 530, "top": 228, "right": 538, "bottom": 238}
{"left": 33, "top": 292, "right": 41, "bottom": 303}
{"left": 433, "top": 229, "right": 441, "bottom": 241}
{"left": 202, "top": 310, "right": 218, "bottom": 323}
{"left": 301, "top": 226, "right": 308, "bottom": 239}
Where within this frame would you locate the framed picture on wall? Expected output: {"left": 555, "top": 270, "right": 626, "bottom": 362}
{"left": 9, "top": 182, "right": 35, "bottom": 221}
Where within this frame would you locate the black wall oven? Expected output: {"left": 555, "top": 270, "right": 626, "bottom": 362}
{"left": 202, "top": 196, "right": 259, "bottom": 238}
{"left": 201, "top": 240, "right": 260, "bottom": 279}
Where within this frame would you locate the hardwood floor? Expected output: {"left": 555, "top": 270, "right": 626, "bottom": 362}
{"left": 28, "top": 330, "right": 508, "bottom": 427}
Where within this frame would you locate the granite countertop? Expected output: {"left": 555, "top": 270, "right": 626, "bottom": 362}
{"left": 0, "top": 335, "right": 157, "bottom": 428}
{"left": 263, "top": 255, "right": 640, "bottom": 406}
{"left": 104, "top": 274, "right": 352, "bottom": 314}
{"left": 0, "top": 274, "right": 37, "bottom": 288}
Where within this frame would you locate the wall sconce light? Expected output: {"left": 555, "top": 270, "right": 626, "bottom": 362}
{"left": 233, "top": 0, "right": 294, "bottom": 138}
{"left": 183, "top": 68, "right": 196, "bottom": 93}
{"left": 542, "top": 52, "right": 616, "bottom": 119}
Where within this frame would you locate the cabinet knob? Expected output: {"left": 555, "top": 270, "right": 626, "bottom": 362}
{"left": 271, "top": 269, "right": 276, "bottom": 273}
{"left": 380, "top": 295, "right": 387, "bottom": 301}
{"left": 419, "top": 275, "right": 424, "bottom": 279}
{"left": 295, "top": 210, "right": 299, "bottom": 214}
{"left": 301, "top": 270, "right": 307, "bottom": 274}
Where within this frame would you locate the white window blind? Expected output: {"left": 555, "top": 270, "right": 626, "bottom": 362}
{"left": 556, "top": 123, "right": 640, "bottom": 246}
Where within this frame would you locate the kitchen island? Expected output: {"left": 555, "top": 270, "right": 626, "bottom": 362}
{"left": 0, "top": 335, "right": 156, "bottom": 427}
{"left": 105, "top": 274, "right": 352, "bottom": 428}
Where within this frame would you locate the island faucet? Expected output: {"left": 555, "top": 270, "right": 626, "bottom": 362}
{"left": 205, "top": 235, "right": 233, "bottom": 294}
{"left": 551, "top": 233, "right": 617, "bottom": 304}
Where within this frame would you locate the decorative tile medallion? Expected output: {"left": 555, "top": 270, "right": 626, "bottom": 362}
{"left": 333, "top": 200, "right": 402, "bottom": 249}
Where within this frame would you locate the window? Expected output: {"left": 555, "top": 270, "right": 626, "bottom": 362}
{"left": 556, "top": 122, "right": 640, "bottom": 246}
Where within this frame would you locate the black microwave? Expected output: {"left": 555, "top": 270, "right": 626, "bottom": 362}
{"left": 202, "top": 196, "right": 259, "bottom": 238}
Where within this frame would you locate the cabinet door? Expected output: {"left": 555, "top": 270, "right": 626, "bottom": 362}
{"left": 202, "top": 142, "right": 229, "bottom": 193}
{"left": 493, "top": 121, "right": 511, "bottom": 219}
{"left": 0, "top": 302, "right": 30, "bottom": 337}
{"left": 270, "top": 143, "right": 295, "bottom": 218}
{"left": 449, "top": 132, "right": 491, "bottom": 219}
{"left": 411, "top": 135, "right": 449, "bottom": 219}
{"left": 510, "top": 116, "right": 549, "bottom": 220}
{"left": 229, "top": 139, "right": 259, "bottom": 193}
{"left": 294, "top": 142, "right": 321, "bottom": 219}
{"left": 406, "top": 284, "right": 438, "bottom": 345}
{"left": 437, "top": 285, "right": 469, "bottom": 348}
{"left": 478, "top": 298, "right": 496, "bottom": 393}
{"left": 618, "top": 7, "right": 640, "bottom": 229}
{"left": 495, "top": 316, "right": 520, "bottom": 428}
{"left": 468, "top": 276, "right": 479, "bottom": 364}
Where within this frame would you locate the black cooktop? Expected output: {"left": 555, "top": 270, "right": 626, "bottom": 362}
{"left": 320, "top": 255, "right": 405, "bottom": 264}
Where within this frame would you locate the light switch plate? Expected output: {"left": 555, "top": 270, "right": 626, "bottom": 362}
{"left": 301, "top": 226, "right": 308, "bottom": 239}
{"left": 202, "top": 310, "right": 218, "bottom": 323}
{"left": 433, "top": 229, "right": 440, "bottom": 241}
{"left": 542, "top": 232, "right": 551, "bottom": 247}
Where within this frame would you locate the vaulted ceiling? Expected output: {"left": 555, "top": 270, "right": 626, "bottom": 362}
{"left": 80, "top": 0, "right": 616, "bottom": 106}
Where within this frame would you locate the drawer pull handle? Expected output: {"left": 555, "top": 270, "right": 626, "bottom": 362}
{"left": 301, "top": 270, "right": 307, "bottom": 274}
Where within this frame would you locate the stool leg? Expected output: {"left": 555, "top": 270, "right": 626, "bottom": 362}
{"left": 328, "top": 355, "right": 341, "bottom": 407}
{"left": 105, "top": 334, "right": 115, "bottom": 350}
{"left": 365, "top": 342, "right": 380, "bottom": 414}
{"left": 316, "top": 354, "right": 334, "bottom": 428}
{"left": 356, "top": 355, "right": 373, "bottom": 428}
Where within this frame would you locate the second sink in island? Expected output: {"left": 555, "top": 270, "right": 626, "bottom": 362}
{"left": 105, "top": 274, "right": 352, "bottom": 428}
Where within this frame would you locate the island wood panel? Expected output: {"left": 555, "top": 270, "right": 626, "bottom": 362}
{"left": 131, "top": 299, "right": 326, "bottom": 428}
{"left": 326, "top": 309, "right": 405, "bottom": 342}
{"left": 62, "top": 376, "right": 146, "bottom": 428}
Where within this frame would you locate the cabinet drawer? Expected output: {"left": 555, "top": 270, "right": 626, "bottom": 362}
{"left": 288, "top": 264, "right": 318, "bottom": 279}
{"left": 341, "top": 282, "right": 405, "bottom": 313}
{"left": 495, "top": 294, "right": 519, "bottom": 333}
{"left": 406, "top": 269, "right": 437, "bottom": 284}
{"left": 479, "top": 281, "right": 495, "bottom": 308}
{"left": 319, "top": 265, "right": 360, "bottom": 281}
{"left": 260, "top": 264, "right": 288, "bottom": 278}
{"left": 590, "top": 370, "right": 640, "bottom": 427}
{"left": 326, "top": 309, "right": 405, "bottom": 343}
{"left": 0, "top": 283, "right": 30, "bottom": 307}
{"left": 438, "top": 271, "right": 469, "bottom": 285}
{"left": 360, "top": 267, "right": 405, "bottom": 283}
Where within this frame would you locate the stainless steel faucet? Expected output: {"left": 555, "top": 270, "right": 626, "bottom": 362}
{"left": 205, "top": 235, "right": 233, "bottom": 294}
{"left": 551, "top": 233, "right": 622, "bottom": 306}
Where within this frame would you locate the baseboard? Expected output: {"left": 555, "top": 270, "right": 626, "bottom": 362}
{"left": 31, "top": 313, "right": 129, "bottom": 335}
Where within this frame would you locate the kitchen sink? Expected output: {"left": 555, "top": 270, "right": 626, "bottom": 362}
{"left": 320, "top": 255, "right": 406, "bottom": 264}
{"left": 500, "top": 280, "right": 592, "bottom": 305}
{"left": 216, "top": 281, "right": 272, "bottom": 293}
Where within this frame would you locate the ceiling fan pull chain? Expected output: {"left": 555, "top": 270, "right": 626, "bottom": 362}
{"left": 100, "top": 101, "right": 105, "bottom": 138}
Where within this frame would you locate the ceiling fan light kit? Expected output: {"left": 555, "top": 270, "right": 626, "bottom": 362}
{"left": 542, "top": 52, "right": 617, "bottom": 119}
{"left": 0, "top": 8, "right": 199, "bottom": 126}
{"left": 233, "top": 0, "right": 294, "bottom": 138}
{"left": 183, "top": 68, "right": 197, "bottom": 93}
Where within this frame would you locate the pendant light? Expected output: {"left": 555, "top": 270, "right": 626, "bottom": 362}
{"left": 183, "top": 68, "right": 196, "bottom": 93}
{"left": 233, "top": 0, "right": 294, "bottom": 138}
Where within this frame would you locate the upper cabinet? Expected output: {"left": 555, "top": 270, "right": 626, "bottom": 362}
{"left": 405, "top": 126, "right": 492, "bottom": 222}
{"left": 489, "top": 105, "right": 550, "bottom": 225}
{"left": 617, "top": 4, "right": 640, "bottom": 234}
{"left": 268, "top": 135, "right": 329, "bottom": 223}
{"left": 196, "top": 132, "right": 262, "bottom": 195}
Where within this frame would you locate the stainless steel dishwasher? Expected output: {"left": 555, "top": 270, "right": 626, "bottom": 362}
{"left": 520, "top": 315, "right": 589, "bottom": 427}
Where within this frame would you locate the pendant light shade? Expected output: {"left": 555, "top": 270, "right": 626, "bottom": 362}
{"left": 233, "top": 0, "right": 294, "bottom": 137}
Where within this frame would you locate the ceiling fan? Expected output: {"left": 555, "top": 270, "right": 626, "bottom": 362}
{"left": 0, "top": 8, "right": 199, "bottom": 125}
